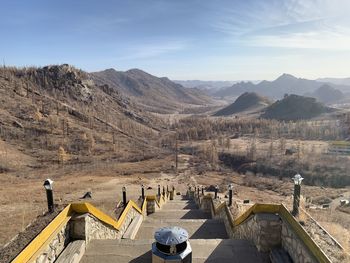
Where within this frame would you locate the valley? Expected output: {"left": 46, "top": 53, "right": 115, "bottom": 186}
{"left": 1, "top": 64, "right": 350, "bottom": 262}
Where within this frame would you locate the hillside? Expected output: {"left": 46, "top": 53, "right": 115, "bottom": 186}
{"left": 317, "top": 77, "right": 350, "bottom": 86}
{"left": 174, "top": 80, "right": 236, "bottom": 93}
{"left": 91, "top": 69, "right": 213, "bottom": 113}
{"left": 214, "top": 92, "right": 272, "bottom": 116}
{"left": 305, "top": 84, "right": 344, "bottom": 104}
{"left": 261, "top": 94, "right": 332, "bottom": 121}
{"left": 214, "top": 74, "right": 347, "bottom": 99}
{"left": 0, "top": 64, "right": 166, "bottom": 175}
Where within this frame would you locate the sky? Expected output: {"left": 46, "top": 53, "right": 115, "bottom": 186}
{"left": 1, "top": 0, "right": 350, "bottom": 80}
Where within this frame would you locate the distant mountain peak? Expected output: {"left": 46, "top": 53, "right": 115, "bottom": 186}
{"left": 275, "top": 73, "right": 297, "bottom": 81}
{"left": 126, "top": 68, "right": 147, "bottom": 74}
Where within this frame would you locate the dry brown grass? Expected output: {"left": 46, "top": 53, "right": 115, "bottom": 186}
{"left": 0, "top": 155, "right": 174, "bottom": 247}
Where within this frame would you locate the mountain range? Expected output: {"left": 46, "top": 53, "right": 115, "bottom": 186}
{"left": 213, "top": 74, "right": 350, "bottom": 101}
{"left": 91, "top": 69, "right": 213, "bottom": 113}
{"left": 174, "top": 80, "right": 236, "bottom": 91}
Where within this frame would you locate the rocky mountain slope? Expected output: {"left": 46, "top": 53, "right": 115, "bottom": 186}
{"left": 91, "top": 69, "right": 213, "bottom": 113}
{"left": 214, "top": 92, "right": 272, "bottom": 116}
{"left": 214, "top": 74, "right": 350, "bottom": 100}
{"left": 0, "top": 64, "right": 167, "bottom": 175}
{"left": 261, "top": 94, "right": 333, "bottom": 121}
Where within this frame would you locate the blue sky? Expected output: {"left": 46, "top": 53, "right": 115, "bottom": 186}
{"left": 1, "top": 0, "right": 350, "bottom": 80}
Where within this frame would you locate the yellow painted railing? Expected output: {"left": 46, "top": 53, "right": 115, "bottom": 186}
{"left": 12, "top": 205, "right": 72, "bottom": 263}
{"left": 12, "top": 192, "right": 171, "bottom": 263}
{"left": 279, "top": 204, "right": 331, "bottom": 263}
{"left": 198, "top": 194, "right": 332, "bottom": 263}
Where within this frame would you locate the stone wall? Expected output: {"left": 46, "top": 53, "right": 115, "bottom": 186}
{"left": 116, "top": 208, "right": 140, "bottom": 239}
{"left": 22, "top": 200, "right": 152, "bottom": 263}
{"left": 199, "top": 197, "right": 211, "bottom": 213}
{"left": 70, "top": 207, "right": 141, "bottom": 244}
{"left": 71, "top": 213, "right": 120, "bottom": 243}
{"left": 233, "top": 213, "right": 282, "bottom": 252}
{"left": 35, "top": 222, "right": 70, "bottom": 263}
{"left": 215, "top": 205, "right": 235, "bottom": 239}
{"left": 192, "top": 193, "right": 330, "bottom": 262}
{"left": 281, "top": 219, "right": 318, "bottom": 263}
{"left": 147, "top": 199, "right": 156, "bottom": 214}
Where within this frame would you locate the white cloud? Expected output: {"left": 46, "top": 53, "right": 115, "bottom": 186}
{"left": 213, "top": 0, "right": 350, "bottom": 50}
{"left": 247, "top": 27, "right": 350, "bottom": 50}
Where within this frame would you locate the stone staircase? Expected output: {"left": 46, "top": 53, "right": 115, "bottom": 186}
{"left": 81, "top": 196, "right": 269, "bottom": 263}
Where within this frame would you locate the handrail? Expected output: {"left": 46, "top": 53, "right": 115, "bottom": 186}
{"left": 279, "top": 204, "right": 331, "bottom": 263}
{"left": 197, "top": 194, "right": 332, "bottom": 263}
{"left": 12, "top": 205, "right": 72, "bottom": 263}
{"left": 12, "top": 193, "right": 162, "bottom": 263}
{"left": 141, "top": 198, "right": 147, "bottom": 213}
{"left": 147, "top": 193, "right": 167, "bottom": 208}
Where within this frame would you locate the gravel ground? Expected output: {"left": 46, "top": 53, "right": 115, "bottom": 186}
{"left": 299, "top": 211, "right": 349, "bottom": 263}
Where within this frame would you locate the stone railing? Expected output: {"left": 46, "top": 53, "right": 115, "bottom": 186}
{"left": 192, "top": 191, "right": 335, "bottom": 263}
{"left": 12, "top": 191, "right": 172, "bottom": 263}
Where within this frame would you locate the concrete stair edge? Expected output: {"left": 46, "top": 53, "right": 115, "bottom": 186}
{"left": 122, "top": 213, "right": 143, "bottom": 240}
{"left": 55, "top": 240, "right": 85, "bottom": 263}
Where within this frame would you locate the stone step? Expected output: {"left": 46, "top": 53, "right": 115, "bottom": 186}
{"left": 56, "top": 240, "right": 86, "bottom": 263}
{"left": 147, "top": 209, "right": 211, "bottom": 220}
{"left": 81, "top": 239, "right": 269, "bottom": 263}
{"left": 270, "top": 248, "right": 293, "bottom": 263}
{"left": 160, "top": 202, "right": 199, "bottom": 210}
{"left": 122, "top": 213, "right": 143, "bottom": 240}
{"left": 136, "top": 219, "right": 228, "bottom": 240}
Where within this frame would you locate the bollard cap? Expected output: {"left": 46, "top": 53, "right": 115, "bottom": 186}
{"left": 292, "top": 174, "right": 304, "bottom": 185}
{"left": 43, "top": 179, "right": 54, "bottom": 190}
{"left": 154, "top": 226, "right": 188, "bottom": 245}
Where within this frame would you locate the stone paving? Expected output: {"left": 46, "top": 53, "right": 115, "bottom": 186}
{"left": 81, "top": 196, "right": 269, "bottom": 263}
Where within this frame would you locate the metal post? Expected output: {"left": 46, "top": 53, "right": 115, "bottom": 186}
{"left": 158, "top": 184, "right": 161, "bottom": 197}
{"left": 228, "top": 184, "right": 233, "bottom": 207}
{"left": 141, "top": 185, "right": 145, "bottom": 200}
{"left": 122, "top": 186, "right": 127, "bottom": 207}
{"left": 175, "top": 130, "right": 178, "bottom": 174}
{"left": 292, "top": 184, "right": 301, "bottom": 216}
{"left": 215, "top": 185, "right": 218, "bottom": 199}
{"left": 46, "top": 189, "right": 54, "bottom": 213}
{"left": 43, "top": 179, "right": 54, "bottom": 213}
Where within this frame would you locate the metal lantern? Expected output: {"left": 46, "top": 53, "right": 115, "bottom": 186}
{"left": 152, "top": 226, "right": 192, "bottom": 262}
